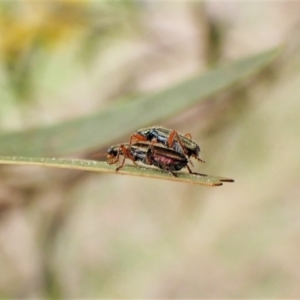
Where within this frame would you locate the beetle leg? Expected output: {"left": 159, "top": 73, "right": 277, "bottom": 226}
{"left": 166, "top": 166, "right": 178, "bottom": 177}
{"left": 187, "top": 157, "right": 194, "bottom": 167}
{"left": 130, "top": 133, "right": 147, "bottom": 144}
{"left": 184, "top": 133, "right": 192, "bottom": 139}
{"left": 186, "top": 163, "right": 207, "bottom": 176}
{"left": 115, "top": 145, "right": 127, "bottom": 170}
{"left": 122, "top": 145, "right": 136, "bottom": 162}
{"left": 170, "top": 131, "right": 197, "bottom": 167}
{"left": 160, "top": 165, "right": 178, "bottom": 177}
{"left": 192, "top": 171, "right": 208, "bottom": 177}
{"left": 168, "top": 130, "right": 191, "bottom": 158}
{"left": 171, "top": 169, "right": 178, "bottom": 177}
{"left": 170, "top": 170, "right": 178, "bottom": 177}
{"left": 183, "top": 133, "right": 205, "bottom": 164}
{"left": 145, "top": 145, "right": 154, "bottom": 165}
{"left": 169, "top": 130, "right": 195, "bottom": 167}
{"left": 186, "top": 163, "right": 194, "bottom": 174}
{"left": 193, "top": 155, "right": 205, "bottom": 163}
{"left": 118, "top": 144, "right": 139, "bottom": 170}
{"left": 116, "top": 144, "right": 140, "bottom": 170}
{"left": 167, "top": 130, "right": 177, "bottom": 148}
{"left": 115, "top": 156, "right": 126, "bottom": 171}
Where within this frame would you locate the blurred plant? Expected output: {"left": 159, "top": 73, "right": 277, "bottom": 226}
{"left": 0, "top": 1, "right": 137, "bottom": 103}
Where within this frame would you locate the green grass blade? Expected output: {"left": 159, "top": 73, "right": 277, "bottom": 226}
{"left": 0, "top": 156, "right": 234, "bottom": 187}
{"left": 0, "top": 48, "right": 280, "bottom": 156}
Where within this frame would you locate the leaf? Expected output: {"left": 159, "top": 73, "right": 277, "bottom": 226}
{"left": 0, "top": 47, "right": 280, "bottom": 157}
{"left": 0, "top": 156, "right": 234, "bottom": 187}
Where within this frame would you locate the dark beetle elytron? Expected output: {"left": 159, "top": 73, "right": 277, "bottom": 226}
{"left": 129, "top": 126, "right": 205, "bottom": 165}
{"left": 107, "top": 141, "right": 201, "bottom": 177}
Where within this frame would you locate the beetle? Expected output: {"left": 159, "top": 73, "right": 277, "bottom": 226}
{"left": 107, "top": 141, "right": 205, "bottom": 177}
{"left": 129, "top": 126, "right": 205, "bottom": 165}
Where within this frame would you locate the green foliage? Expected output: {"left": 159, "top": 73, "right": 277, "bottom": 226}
{"left": 0, "top": 48, "right": 280, "bottom": 156}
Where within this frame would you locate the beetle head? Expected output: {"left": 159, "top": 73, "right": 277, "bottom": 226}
{"left": 107, "top": 145, "right": 119, "bottom": 161}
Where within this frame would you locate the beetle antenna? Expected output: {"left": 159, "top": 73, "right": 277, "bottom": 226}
{"left": 92, "top": 152, "right": 106, "bottom": 159}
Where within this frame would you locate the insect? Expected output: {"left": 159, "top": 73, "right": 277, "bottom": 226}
{"left": 129, "top": 126, "right": 205, "bottom": 165}
{"left": 107, "top": 142, "right": 204, "bottom": 177}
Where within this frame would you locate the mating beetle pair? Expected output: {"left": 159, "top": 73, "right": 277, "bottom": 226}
{"left": 130, "top": 126, "right": 205, "bottom": 165}
{"left": 106, "top": 126, "right": 205, "bottom": 177}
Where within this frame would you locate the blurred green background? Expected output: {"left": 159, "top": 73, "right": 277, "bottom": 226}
{"left": 0, "top": 1, "right": 300, "bottom": 298}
